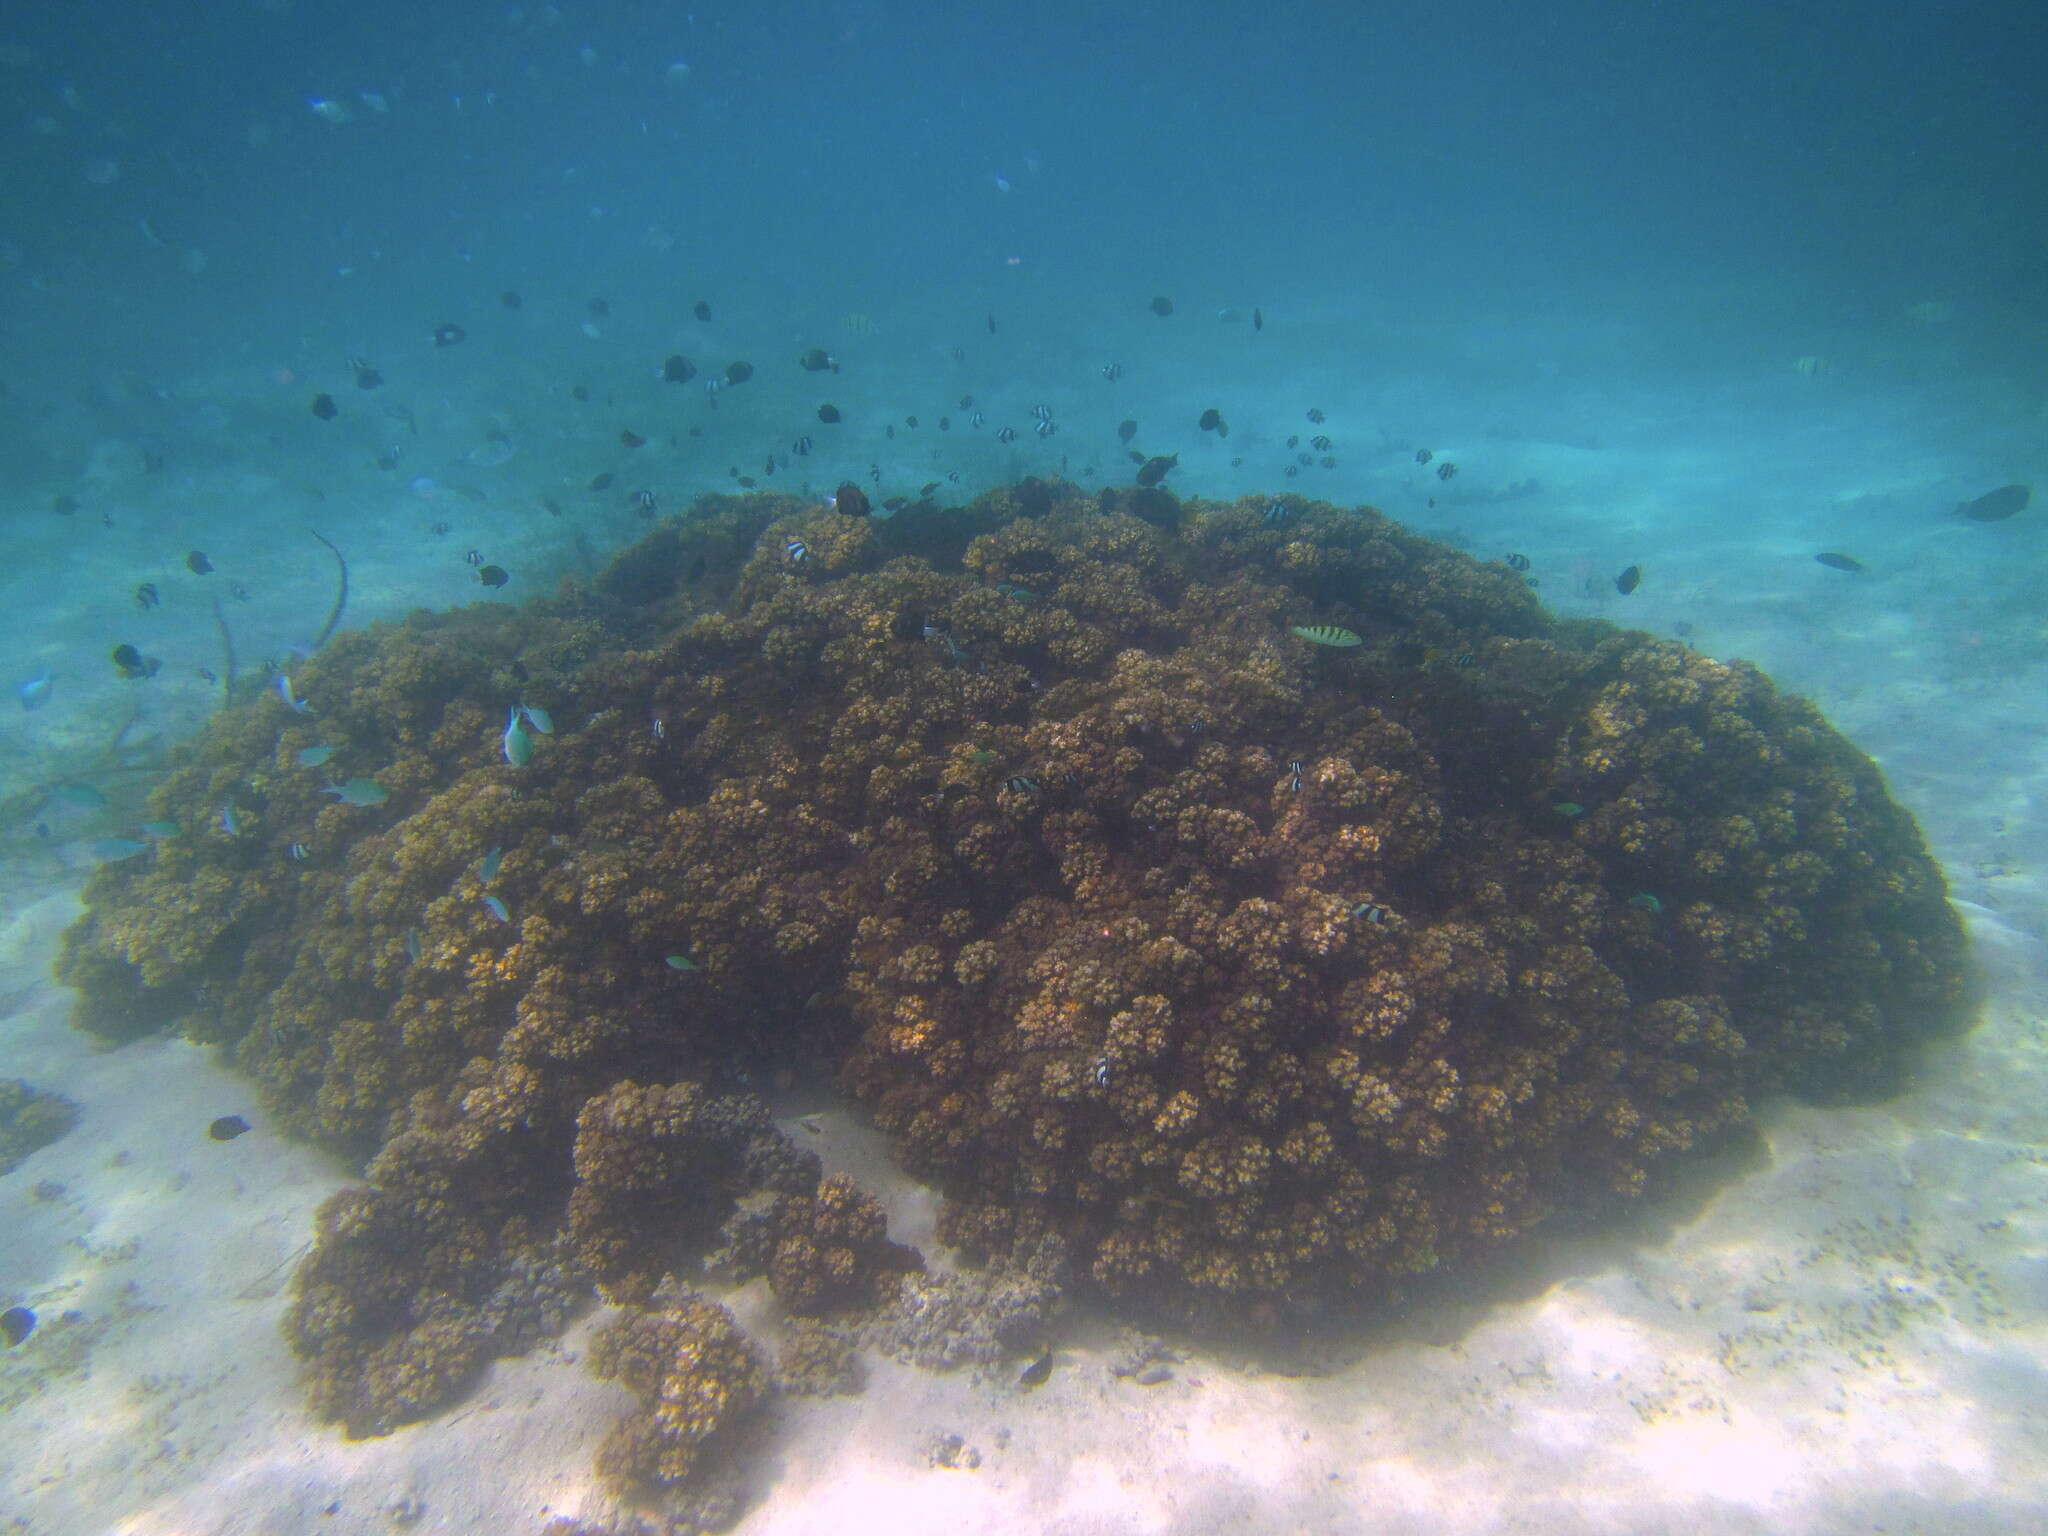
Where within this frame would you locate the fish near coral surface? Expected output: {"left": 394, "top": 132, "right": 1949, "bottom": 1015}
{"left": 55, "top": 481, "right": 1968, "bottom": 1453}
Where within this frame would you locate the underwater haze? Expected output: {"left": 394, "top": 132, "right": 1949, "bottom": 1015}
{"left": 3, "top": 2, "right": 2046, "bottom": 1534}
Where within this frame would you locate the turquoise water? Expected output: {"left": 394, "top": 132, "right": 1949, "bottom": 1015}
{"left": 2, "top": 3, "right": 2045, "bottom": 1532}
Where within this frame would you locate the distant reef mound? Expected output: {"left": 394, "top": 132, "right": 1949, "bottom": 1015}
{"left": 57, "top": 480, "right": 1968, "bottom": 1452}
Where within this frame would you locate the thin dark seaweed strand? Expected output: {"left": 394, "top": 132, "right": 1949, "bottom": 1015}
{"left": 211, "top": 594, "right": 237, "bottom": 697}
{"left": 310, "top": 531, "right": 348, "bottom": 650}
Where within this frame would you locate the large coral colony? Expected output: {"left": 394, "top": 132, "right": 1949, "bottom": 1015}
{"left": 59, "top": 480, "right": 1964, "bottom": 1484}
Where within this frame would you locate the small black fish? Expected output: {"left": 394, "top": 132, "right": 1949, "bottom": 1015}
{"left": 310, "top": 393, "right": 338, "bottom": 421}
{"left": 661, "top": 354, "right": 697, "bottom": 384}
{"left": 834, "top": 482, "right": 871, "bottom": 517}
{"left": 1504, "top": 552, "right": 1531, "bottom": 571}
{"left": 477, "top": 564, "right": 510, "bottom": 588}
{"left": 185, "top": 550, "right": 213, "bottom": 575}
{"left": 1, "top": 1306, "right": 33, "bottom": 1347}
{"left": 134, "top": 583, "right": 159, "bottom": 610}
{"left": 351, "top": 358, "right": 383, "bottom": 389}
{"left": 798, "top": 348, "right": 838, "bottom": 373}
{"left": 619, "top": 429, "right": 646, "bottom": 448}
{"left": 1252, "top": 307, "right": 1263, "bottom": 331}
{"left": 1135, "top": 454, "right": 1177, "bottom": 487}
{"left": 724, "top": 360, "right": 754, "bottom": 385}
{"left": 987, "top": 315, "right": 998, "bottom": 334}
{"left": 906, "top": 415, "right": 919, "bottom": 428}
{"left": 1118, "top": 419, "right": 1138, "bottom": 444}
{"left": 818, "top": 404, "right": 842, "bottom": 423}
{"left": 1198, "top": 408, "right": 1224, "bottom": 433}
{"left": 432, "top": 322, "right": 466, "bottom": 347}
{"left": 208, "top": 1114, "right": 251, "bottom": 1141}
{"left": 694, "top": 299, "right": 712, "bottom": 321}
{"left": 499, "top": 291, "right": 522, "bottom": 310}
{"left": 589, "top": 473, "right": 614, "bottom": 491}
{"left": 1019, "top": 1347, "right": 1053, "bottom": 1388}
{"left": 53, "top": 494, "right": 79, "bottom": 515}
{"left": 1149, "top": 296, "right": 1174, "bottom": 317}
{"left": 1814, "top": 552, "right": 1863, "bottom": 572}
{"left": 1956, "top": 484, "right": 2030, "bottom": 522}
{"left": 939, "top": 416, "right": 951, "bottom": 431}
{"left": 1615, "top": 564, "right": 1642, "bottom": 595}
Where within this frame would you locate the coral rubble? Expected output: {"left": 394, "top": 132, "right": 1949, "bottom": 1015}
{"left": 56, "top": 483, "right": 1968, "bottom": 1472}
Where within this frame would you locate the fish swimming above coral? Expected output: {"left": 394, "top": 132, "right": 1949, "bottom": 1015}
{"left": 321, "top": 777, "right": 388, "bottom": 807}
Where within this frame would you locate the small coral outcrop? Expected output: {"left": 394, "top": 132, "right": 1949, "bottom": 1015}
{"left": 587, "top": 1288, "right": 768, "bottom": 1500}
{"left": 0, "top": 1078, "right": 79, "bottom": 1174}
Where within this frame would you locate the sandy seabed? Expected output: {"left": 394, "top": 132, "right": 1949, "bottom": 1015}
{"left": 3, "top": 846, "right": 2045, "bottom": 1536}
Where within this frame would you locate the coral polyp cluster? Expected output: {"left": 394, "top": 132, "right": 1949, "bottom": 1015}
{"left": 57, "top": 482, "right": 1966, "bottom": 1447}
